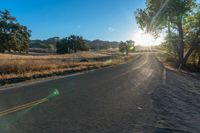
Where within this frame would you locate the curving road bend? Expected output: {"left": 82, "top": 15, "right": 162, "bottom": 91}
{"left": 0, "top": 53, "right": 182, "bottom": 133}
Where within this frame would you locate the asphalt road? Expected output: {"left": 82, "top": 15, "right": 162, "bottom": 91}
{"left": 0, "top": 53, "right": 168, "bottom": 133}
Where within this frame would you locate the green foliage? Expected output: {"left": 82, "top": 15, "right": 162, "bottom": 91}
{"left": 119, "top": 40, "right": 135, "bottom": 55}
{"left": 135, "top": 0, "right": 195, "bottom": 35}
{"left": 135, "top": 0, "right": 200, "bottom": 67}
{"left": 190, "top": 45, "right": 200, "bottom": 69}
{"left": 56, "top": 35, "right": 90, "bottom": 54}
{"left": 0, "top": 10, "right": 31, "bottom": 53}
{"left": 30, "top": 37, "right": 59, "bottom": 50}
{"left": 161, "top": 32, "right": 179, "bottom": 54}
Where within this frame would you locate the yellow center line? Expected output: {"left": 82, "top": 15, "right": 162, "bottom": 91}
{"left": 0, "top": 98, "right": 48, "bottom": 117}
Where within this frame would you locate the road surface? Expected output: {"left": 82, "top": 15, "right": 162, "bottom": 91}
{"left": 0, "top": 53, "right": 198, "bottom": 133}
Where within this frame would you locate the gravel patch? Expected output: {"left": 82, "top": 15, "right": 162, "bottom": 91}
{"left": 152, "top": 70, "right": 200, "bottom": 133}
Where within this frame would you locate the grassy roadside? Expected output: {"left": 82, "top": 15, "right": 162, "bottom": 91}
{"left": 0, "top": 53, "right": 134, "bottom": 86}
{"left": 155, "top": 52, "right": 176, "bottom": 68}
{"left": 155, "top": 52, "right": 200, "bottom": 76}
{"left": 0, "top": 52, "right": 107, "bottom": 60}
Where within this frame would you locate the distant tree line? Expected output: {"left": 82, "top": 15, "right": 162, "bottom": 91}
{"left": 85, "top": 40, "right": 119, "bottom": 50}
{"left": 119, "top": 40, "right": 135, "bottom": 55}
{"left": 0, "top": 10, "right": 31, "bottom": 53}
{"left": 30, "top": 39, "right": 120, "bottom": 51}
{"left": 30, "top": 37, "right": 59, "bottom": 50}
{"left": 56, "top": 35, "right": 90, "bottom": 54}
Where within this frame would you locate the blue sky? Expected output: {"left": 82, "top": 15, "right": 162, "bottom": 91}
{"left": 0, "top": 0, "right": 147, "bottom": 42}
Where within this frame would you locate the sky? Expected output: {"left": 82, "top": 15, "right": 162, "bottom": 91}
{"left": 0, "top": 0, "right": 164, "bottom": 45}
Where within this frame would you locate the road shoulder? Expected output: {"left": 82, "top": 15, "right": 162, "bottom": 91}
{"left": 151, "top": 68, "right": 200, "bottom": 133}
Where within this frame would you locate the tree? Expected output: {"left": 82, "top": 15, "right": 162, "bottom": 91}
{"left": 67, "top": 35, "right": 88, "bottom": 53}
{"left": 119, "top": 40, "right": 135, "bottom": 55}
{"left": 56, "top": 35, "right": 90, "bottom": 54}
{"left": 135, "top": 0, "right": 197, "bottom": 67}
{"left": 183, "top": 7, "right": 200, "bottom": 65}
{"left": 191, "top": 45, "right": 200, "bottom": 69}
{"left": 0, "top": 10, "right": 31, "bottom": 53}
{"left": 56, "top": 38, "right": 69, "bottom": 54}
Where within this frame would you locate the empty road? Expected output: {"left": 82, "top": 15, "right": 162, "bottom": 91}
{"left": 0, "top": 53, "right": 190, "bottom": 133}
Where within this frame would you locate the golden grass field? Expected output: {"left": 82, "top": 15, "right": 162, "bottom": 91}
{"left": 0, "top": 52, "right": 133, "bottom": 82}
{"left": 0, "top": 52, "right": 107, "bottom": 60}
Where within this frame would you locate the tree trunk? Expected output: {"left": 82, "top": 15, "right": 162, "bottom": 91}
{"left": 167, "top": 20, "right": 176, "bottom": 56}
{"left": 198, "top": 56, "right": 200, "bottom": 69}
{"left": 183, "top": 29, "right": 200, "bottom": 65}
{"left": 183, "top": 42, "right": 199, "bottom": 65}
{"left": 126, "top": 48, "right": 128, "bottom": 56}
{"left": 192, "top": 53, "right": 197, "bottom": 68}
{"left": 177, "top": 20, "right": 185, "bottom": 67}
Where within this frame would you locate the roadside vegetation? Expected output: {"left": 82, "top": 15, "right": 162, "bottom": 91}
{"left": 0, "top": 52, "right": 134, "bottom": 85}
{"left": 135, "top": 0, "right": 200, "bottom": 72}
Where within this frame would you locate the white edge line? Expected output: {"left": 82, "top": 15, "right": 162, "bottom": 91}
{"left": 163, "top": 69, "right": 166, "bottom": 85}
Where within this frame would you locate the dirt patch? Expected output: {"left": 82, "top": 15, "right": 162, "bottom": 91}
{"left": 152, "top": 70, "right": 200, "bottom": 133}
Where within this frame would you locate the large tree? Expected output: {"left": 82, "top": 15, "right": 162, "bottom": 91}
{"left": 67, "top": 35, "right": 86, "bottom": 53}
{"left": 119, "top": 40, "right": 135, "bottom": 55}
{"left": 135, "top": 0, "right": 199, "bottom": 67}
{"left": 56, "top": 35, "right": 90, "bottom": 54}
{"left": 0, "top": 10, "right": 31, "bottom": 53}
{"left": 183, "top": 7, "right": 200, "bottom": 65}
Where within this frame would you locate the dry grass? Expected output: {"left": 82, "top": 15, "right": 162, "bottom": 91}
{"left": 0, "top": 52, "right": 107, "bottom": 60}
{"left": 0, "top": 52, "right": 107, "bottom": 80}
{"left": 103, "top": 56, "right": 134, "bottom": 66}
{"left": 0, "top": 59, "right": 102, "bottom": 79}
{"left": 0, "top": 52, "right": 134, "bottom": 84}
{"left": 0, "top": 60, "right": 102, "bottom": 74}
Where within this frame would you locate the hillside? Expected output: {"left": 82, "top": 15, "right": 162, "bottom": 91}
{"left": 30, "top": 37, "right": 60, "bottom": 49}
{"left": 30, "top": 38, "right": 119, "bottom": 50}
{"left": 85, "top": 39, "right": 119, "bottom": 49}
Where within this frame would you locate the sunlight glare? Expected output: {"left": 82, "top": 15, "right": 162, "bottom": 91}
{"left": 132, "top": 30, "right": 163, "bottom": 46}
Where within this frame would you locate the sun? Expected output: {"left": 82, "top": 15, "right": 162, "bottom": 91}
{"left": 132, "top": 30, "right": 163, "bottom": 46}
